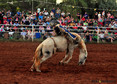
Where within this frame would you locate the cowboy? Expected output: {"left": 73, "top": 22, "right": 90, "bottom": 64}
{"left": 50, "top": 20, "right": 79, "bottom": 44}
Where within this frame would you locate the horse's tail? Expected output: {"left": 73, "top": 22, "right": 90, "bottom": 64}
{"left": 33, "top": 43, "right": 43, "bottom": 69}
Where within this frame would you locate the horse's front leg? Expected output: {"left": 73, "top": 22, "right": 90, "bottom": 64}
{"left": 59, "top": 48, "right": 69, "bottom": 64}
{"left": 59, "top": 54, "right": 68, "bottom": 64}
{"left": 63, "top": 48, "right": 74, "bottom": 64}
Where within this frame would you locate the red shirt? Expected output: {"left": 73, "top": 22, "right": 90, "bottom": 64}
{"left": 82, "top": 17, "right": 85, "bottom": 21}
{"left": 72, "top": 26, "right": 78, "bottom": 29}
{"left": 115, "top": 32, "right": 117, "bottom": 35}
{"left": 61, "top": 23, "right": 66, "bottom": 26}
{"left": 3, "top": 20, "right": 7, "bottom": 24}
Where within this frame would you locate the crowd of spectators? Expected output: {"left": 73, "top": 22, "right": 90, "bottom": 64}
{"left": 0, "top": 8, "right": 117, "bottom": 43}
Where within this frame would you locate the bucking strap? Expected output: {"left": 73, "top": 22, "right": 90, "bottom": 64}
{"left": 50, "top": 37, "right": 57, "bottom": 48}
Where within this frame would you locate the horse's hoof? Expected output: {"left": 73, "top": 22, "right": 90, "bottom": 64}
{"left": 78, "top": 63, "right": 81, "bottom": 66}
{"left": 63, "top": 62, "right": 68, "bottom": 65}
{"left": 30, "top": 68, "right": 34, "bottom": 72}
{"left": 59, "top": 62, "right": 65, "bottom": 66}
{"left": 36, "top": 69, "right": 41, "bottom": 72}
{"left": 59, "top": 62, "right": 61, "bottom": 65}
{"left": 59, "top": 62, "right": 63, "bottom": 65}
{"left": 78, "top": 61, "right": 83, "bottom": 66}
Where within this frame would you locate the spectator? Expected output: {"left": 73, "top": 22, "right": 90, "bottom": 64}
{"left": 50, "top": 11, "right": 54, "bottom": 18}
{"left": 13, "top": 21, "right": 19, "bottom": 26}
{"left": 0, "top": 11, "right": 3, "bottom": 24}
{"left": 61, "top": 11, "right": 65, "bottom": 17}
{"left": 88, "top": 19, "right": 93, "bottom": 26}
{"left": 17, "top": 10, "right": 21, "bottom": 16}
{"left": 77, "top": 12, "right": 81, "bottom": 21}
{"left": 9, "top": 29, "right": 14, "bottom": 39}
{"left": 115, "top": 15, "right": 117, "bottom": 21}
{"left": 98, "top": 16, "right": 103, "bottom": 26}
{"left": 0, "top": 25, "right": 5, "bottom": 32}
{"left": 85, "top": 32, "right": 90, "bottom": 42}
{"left": 38, "top": 13, "right": 43, "bottom": 20}
{"left": 109, "top": 21, "right": 114, "bottom": 29}
{"left": 83, "top": 12, "right": 88, "bottom": 19}
{"left": 92, "top": 34, "right": 98, "bottom": 41}
{"left": 93, "top": 19, "right": 98, "bottom": 26}
{"left": 3, "top": 18, "right": 7, "bottom": 24}
{"left": 110, "top": 14, "right": 115, "bottom": 21}
{"left": 51, "top": 8, "right": 56, "bottom": 14}
{"left": 82, "top": 25, "right": 88, "bottom": 33}
{"left": 27, "top": 29, "right": 32, "bottom": 40}
{"left": 21, "top": 30, "right": 27, "bottom": 40}
{"left": 94, "top": 12, "right": 98, "bottom": 20}
{"left": 43, "top": 10, "right": 49, "bottom": 17}
{"left": 83, "top": 21, "right": 88, "bottom": 26}
{"left": 55, "top": 12, "right": 60, "bottom": 19}
{"left": 107, "top": 12, "right": 111, "bottom": 18}
{"left": 56, "top": 8, "right": 61, "bottom": 14}
{"left": 81, "top": 16, "right": 85, "bottom": 22}
{"left": 114, "top": 21, "right": 117, "bottom": 28}
{"left": 104, "top": 33, "right": 114, "bottom": 43}
{"left": 98, "top": 32, "right": 105, "bottom": 42}
{"left": 102, "top": 11, "right": 105, "bottom": 17}
{"left": 0, "top": 8, "right": 117, "bottom": 43}
{"left": 98, "top": 12, "right": 101, "bottom": 19}
{"left": 25, "top": 18, "right": 30, "bottom": 25}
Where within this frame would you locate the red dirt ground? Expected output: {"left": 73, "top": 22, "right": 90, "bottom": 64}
{"left": 0, "top": 42, "right": 117, "bottom": 84}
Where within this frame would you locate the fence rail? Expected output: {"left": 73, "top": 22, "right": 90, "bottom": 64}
{"left": 0, "top": 24, "right": 117, "bottom": 43}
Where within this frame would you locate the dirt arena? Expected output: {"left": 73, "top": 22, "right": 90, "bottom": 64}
{"left": 0, "top": 42, "right": 117, "bottom": 84}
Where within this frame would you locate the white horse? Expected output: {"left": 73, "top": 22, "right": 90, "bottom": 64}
{"left": 30, "top": 32, "right": 88, "bottom": 72}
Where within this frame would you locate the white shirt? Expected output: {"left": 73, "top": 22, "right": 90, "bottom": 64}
{"left": 21, "top": 32, "right": 27, "bottom": 36}
{"left": 9, "top": 31, "right": 14, "bottom": 35}
{"left": 82, "top": 26, "right": 87, "bottom": 31}
{"left": 44, "top": 12, "right": 49, "bottom": 16}
{"left": 114, "top": 23, "right": 117, "bottom": 27}
{"left": 61, "top": 12, "right": 65, "bottom": 16}
{"left": 98, "top": 13, "right": 101, "bottom": 18}
{"left": 99, "top": 33, "right": 104, "bottom": 38}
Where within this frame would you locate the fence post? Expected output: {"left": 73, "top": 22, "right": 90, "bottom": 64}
{"left": 97, "top": 27, "right": 99, "bottom": 43}
{"left": 32, "top": 25, "right": 34, "bottom": 42}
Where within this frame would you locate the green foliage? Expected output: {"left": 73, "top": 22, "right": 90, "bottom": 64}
{"left": 0, "top": 0, "right": 117, "bottom": 15}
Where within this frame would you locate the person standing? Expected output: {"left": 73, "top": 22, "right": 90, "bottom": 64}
{"left": 0, "top": 11, "right": 3, "bottom": 24}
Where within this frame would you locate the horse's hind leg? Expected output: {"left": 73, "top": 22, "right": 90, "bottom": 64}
{"left": 34, "top": 51, "right": 53, "bottom": 72}
{"left": 30, "top": 49, "right": 41, "bottom": 72}
{"left": 34, "top": 58, "right": 41, "bottom": 72}
{"left": 30, "top": 62, "right": 35, "bottom": 71}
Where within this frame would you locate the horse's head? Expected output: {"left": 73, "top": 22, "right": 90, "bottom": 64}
{"left": 78, "top": 56, "right": 87, "bottom": 65}
{"left": 78, "top": 49, "right": 88, "bottom": 66}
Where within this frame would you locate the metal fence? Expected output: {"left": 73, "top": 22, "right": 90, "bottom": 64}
{"left": 0, "top": 24, "right": 117, "bottom": 43}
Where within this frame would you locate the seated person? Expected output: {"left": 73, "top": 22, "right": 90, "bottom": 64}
{"left": 98, "top": 32, "right": 105, "bottom": 42}
{"left": 104, "top": 33, "right": 114, "bottom": 43}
